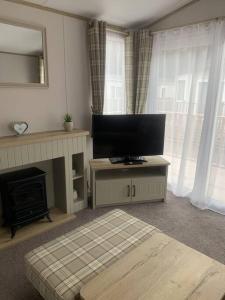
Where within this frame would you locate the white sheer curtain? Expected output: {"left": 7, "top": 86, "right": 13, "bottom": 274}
{"left": 146, "top": 20, "right": 225, "bottom": 215}
{"left": 104, "top": 31, "right": 126, "bottom": 114}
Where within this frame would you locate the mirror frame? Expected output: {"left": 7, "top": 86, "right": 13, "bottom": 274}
{"left": 0, "top": 18, "right": 48, "bottom": 87}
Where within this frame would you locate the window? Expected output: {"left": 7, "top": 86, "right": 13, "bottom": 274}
{"left": 219, "top": 81, "right": 225, "bottom": 115}
{"left": 221, "top": 81, "right": 225, "bottom": 103}
{"left": 176, "top": 79, "right": 186, "bottom": 102}
{"left": 146, "top": 20, "right": 225, "bottom": 215}
{"left": 104, "top": 31, "right": 126, "bottom": 114}
{"left": 159, "top": 84, "right": 175, "bottom": 99}
{"left": 195, "top": 80, "right": 208, "bottom": 114}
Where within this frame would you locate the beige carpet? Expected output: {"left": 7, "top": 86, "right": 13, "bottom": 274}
{"left": 0, "top": 192, "right": 225, "bottom": 300}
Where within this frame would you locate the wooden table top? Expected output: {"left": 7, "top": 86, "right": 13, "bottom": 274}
{"left": 0, "top": 129, "right": 89, "bottom": 149}
{"left": 90, "top": 156, "right": 170, "bottom": 171}
{"left": 80, "top": 231, "right": 225, "bottom": 300}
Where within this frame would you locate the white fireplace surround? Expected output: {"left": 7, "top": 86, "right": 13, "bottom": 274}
{"left": 0, "top": 129, "right": 89, "bottom": 215}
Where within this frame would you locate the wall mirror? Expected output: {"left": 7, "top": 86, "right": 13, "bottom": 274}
{"left": 0, "top": 19, "right": 48, "bottom": 87}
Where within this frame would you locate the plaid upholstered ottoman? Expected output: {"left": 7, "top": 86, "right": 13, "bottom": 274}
{"left": 25, "top": 209, "right": 158, "bottom": 300}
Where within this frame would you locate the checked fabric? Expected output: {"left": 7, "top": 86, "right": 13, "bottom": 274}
{"left": 25, "top": 209, "right": 158, "bottom": 300}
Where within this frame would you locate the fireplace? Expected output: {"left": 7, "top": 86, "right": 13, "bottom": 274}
{"left": 0, "top": 167, "right": 51, "bottom": 238}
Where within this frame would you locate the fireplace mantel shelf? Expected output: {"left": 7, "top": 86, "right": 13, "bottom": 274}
{"left": 0, "top": 129, "right": 89, "bottom": 149}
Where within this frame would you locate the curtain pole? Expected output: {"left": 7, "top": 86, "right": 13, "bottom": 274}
{"left": 106, "top": 26, "right": 129, "bottom": 36}
{"left": 151, "top": 16, "right": 225, "bottom": 34}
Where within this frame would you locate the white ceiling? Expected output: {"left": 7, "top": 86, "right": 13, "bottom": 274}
{"left": 25, "top": 0, "right": 194, "bottom": 27}
{"left": 0, "top": 23, "right": 43, "bottom": 55}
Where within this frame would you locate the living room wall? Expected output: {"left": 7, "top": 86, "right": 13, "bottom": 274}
{"left": 0, "top": 0, "right": 91, "bottom": 137}
{"left": 150, "top": 0, "right": 225, "bottom": 31}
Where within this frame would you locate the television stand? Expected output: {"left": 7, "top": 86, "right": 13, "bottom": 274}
{"left": 90, "top": 156, "right": 170, "bottom": 208}
{"left": 109, "top": 156, "right": 146, "bottom": 164}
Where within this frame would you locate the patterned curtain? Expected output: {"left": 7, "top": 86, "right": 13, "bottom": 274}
{"left": 88, "top": 20, "right": 106, "bottom": 114}
{"left": 125, "top": 30, "right": 152, "bottom": 114}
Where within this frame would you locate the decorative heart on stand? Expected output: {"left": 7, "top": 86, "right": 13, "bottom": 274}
{"left": 11, "top": 122, "right": 29, "bottom": 135}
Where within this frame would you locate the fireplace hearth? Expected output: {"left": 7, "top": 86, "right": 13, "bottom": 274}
{"left": 0, "top": 167, "right": 51, "bottom": 238}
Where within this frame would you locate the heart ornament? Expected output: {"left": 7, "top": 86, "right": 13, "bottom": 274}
{"left": 12, "top": 122, "right": 29, "bottom": 135}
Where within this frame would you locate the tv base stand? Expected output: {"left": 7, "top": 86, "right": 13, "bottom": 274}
{"left": 90, "top": 156, "right": 170, "bottom": 208}
{"left": 109, "top": 156, "right": 146, "bottom": 164}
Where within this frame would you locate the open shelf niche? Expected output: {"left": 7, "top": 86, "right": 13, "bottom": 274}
{"left": 72, "top": 153, "right": 86, "bottom": 211}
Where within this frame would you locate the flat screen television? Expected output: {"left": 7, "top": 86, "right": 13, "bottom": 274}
{"left": 92, "top": 114, "right": 166, "bottom": 164}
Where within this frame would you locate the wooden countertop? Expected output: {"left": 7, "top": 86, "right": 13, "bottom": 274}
{"left": 80, "top": 231, "right": 225, "bottom": 300}
{"left": 90, "top": 156, "right": 170, "bottom": 171}
{"left": 0, "top": 129, "right": 89, "bottom": 149}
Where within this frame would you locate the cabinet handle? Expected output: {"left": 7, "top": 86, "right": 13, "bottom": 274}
{"left": 127, "top": 185, "right": 130, "bottom": 197}
{"left": 132, "top": 185, "right": 136, "bottom": 197}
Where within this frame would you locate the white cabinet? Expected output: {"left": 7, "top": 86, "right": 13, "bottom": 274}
{"left": 90, "top": 156, "right": 170, "bottom": 208}
{"left": 131, "top": 176, "right": 166, "bottom": 203}
{"left": 96, "top": 178, "right": 131, "bottom": 206}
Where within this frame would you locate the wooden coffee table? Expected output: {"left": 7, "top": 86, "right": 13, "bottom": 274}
{"left": 80, "top": 231, "right": 225, "bottom": 300}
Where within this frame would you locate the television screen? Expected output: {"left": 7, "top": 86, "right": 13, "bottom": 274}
{"left": 92, "top": 114, "right": 166, "bottom": 161}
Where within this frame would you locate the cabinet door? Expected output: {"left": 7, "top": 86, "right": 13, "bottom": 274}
{"left": 96, "top": 178, "right": 131, "bottom": 206}
{"left": 131, "top": 176, "right": 166, "bottom": 202}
